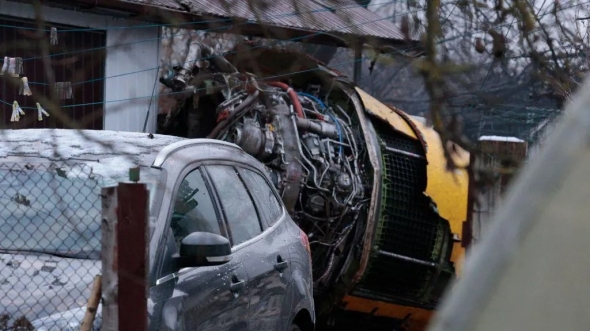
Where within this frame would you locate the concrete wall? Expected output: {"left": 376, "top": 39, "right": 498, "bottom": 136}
{"left": 104, "top": 26, "right": 159, "bottom": 133}
{"left": 0, "top": 0, "right": 160, "bottom": 133}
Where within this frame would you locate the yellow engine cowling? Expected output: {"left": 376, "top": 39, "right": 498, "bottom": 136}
{"left": 339, "top": 87, "right": 469, "bottom": 330}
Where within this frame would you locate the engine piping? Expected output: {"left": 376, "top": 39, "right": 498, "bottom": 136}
{"left": 206, "top": 90, "right": 260, "bottom": 139}
{"left": 266, "top": 81, "right": 304, "bottom": 119}
{"left": 270, "top": 102, "right": 303, "bottom": 211}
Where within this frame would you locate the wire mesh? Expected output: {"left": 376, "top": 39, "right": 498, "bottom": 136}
{"left": 355, "top": 120, "right": 454, "bottom": 306}
{"left": 0, "top": 161, "right": 104, "bottom": 331}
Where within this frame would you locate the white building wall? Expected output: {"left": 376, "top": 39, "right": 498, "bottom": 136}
{"left": 104, "top": 27, "right": 159, "bottom": 133}
{"left": 0, "top": 0, "right": 160, "bottom": 133}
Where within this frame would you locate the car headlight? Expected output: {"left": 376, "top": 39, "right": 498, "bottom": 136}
{"left": 31, "top": 307, "right": 102, "bottom": 331}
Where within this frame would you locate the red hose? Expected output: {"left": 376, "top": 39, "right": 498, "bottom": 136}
{"left": 266, "top": 81, "right": 304, "bottom": 118}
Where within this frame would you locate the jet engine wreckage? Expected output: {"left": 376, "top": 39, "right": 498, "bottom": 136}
{"left": 158, "top": 41, "right": 469, "bottom": 330}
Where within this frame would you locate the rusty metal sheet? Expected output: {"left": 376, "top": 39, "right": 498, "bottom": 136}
{"left": 121, "top": 0, "right": 408, "bottom": 42}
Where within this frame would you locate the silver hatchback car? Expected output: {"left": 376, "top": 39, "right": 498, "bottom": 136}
{"left": 0, "top": 129, "right": 314, "bottom": 331}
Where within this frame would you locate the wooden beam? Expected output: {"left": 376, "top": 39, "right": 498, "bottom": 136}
{"left": 80, "top": 275, "right": 103, "bottom": 331}
{"left": 116, "top": 182, "right": 149, "bottom": 331}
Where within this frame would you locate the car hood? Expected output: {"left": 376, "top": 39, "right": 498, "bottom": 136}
{"left": 0, "top": 252, "right": 101, "bottom": 327}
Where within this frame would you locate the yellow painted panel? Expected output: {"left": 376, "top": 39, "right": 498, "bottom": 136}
{"left": 353, "top": 88, "right": 469, "bottom": 272}
{"left": 342, "top": 295, "right": 433, "bottom": 330}
{"left": 355, "top": 87, "right": 417, "bottom": 139}
{"left": 343, "top": 91, "right": 470, "bottom": 326}
{"left": 410, "top": 119, "right": 470, "bottom": 275}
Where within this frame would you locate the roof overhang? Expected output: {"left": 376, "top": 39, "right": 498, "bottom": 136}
{"left": 34, "top": 0, "right": 422, "bottom": 51}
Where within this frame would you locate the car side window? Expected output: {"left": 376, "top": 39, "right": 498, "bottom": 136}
{"left": 206, "top": 165, "right": 262, "bottom": 246}
{"left": 170, "top": 168, "right": 222, "bottom": 249}
{"left": 238, "top": 168, "right": 283, "bottom": 228}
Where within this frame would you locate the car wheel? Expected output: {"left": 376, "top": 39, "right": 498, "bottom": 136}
{"left": 290, "top": 324, "right": 301, "bottom": 331}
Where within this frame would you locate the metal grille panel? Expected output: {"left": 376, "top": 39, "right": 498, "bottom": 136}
{"left": 355, "top": 119, "right": 453, "bottom": 306}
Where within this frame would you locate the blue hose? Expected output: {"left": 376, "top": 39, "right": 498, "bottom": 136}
{"left": 298, "top": 92, "right": 327, "bottom": 110}
{"left": 297, "top": 92, "right": 343, "bottom": 156}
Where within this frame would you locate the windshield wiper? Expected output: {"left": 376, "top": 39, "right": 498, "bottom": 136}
{"left": 0, "top": 248, "right": 92, "bottom": 259}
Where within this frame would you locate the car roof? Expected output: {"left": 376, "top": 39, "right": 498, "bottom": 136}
{"left": 0, "top": 129, "right": 268, "bottom": 181}
{"left": 0, "top": 129, "right": 186, "bottom": 166}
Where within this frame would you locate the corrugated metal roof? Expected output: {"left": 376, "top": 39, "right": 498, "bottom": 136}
{"left": 122, "top": 0, "right": 410, "bottom": 43}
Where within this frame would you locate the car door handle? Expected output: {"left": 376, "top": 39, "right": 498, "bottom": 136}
{"left": 230, "top": 275, "right": 245, "bottom": 293}
{"left": 274, "top": 255, "right": 289, "bottom": 272}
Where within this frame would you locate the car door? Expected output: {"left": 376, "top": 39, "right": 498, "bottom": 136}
{"left": 237, "top": 166, "right": 297, "bottom": 331}
{"left": 150, "top": 167, "right": 249, "bottom": 331}
{"left": 205, "top": 164, "right": 290, "bottom": 331}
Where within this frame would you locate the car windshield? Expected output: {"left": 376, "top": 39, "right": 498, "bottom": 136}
{"left": 0, "top": 161, "right": 160, "bottom": 260}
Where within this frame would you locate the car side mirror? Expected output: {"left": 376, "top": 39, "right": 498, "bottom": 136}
{"left": 172, "top": 232, "right": 231, "bottom": 270}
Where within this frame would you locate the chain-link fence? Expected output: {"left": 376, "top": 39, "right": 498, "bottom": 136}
{"left": 0, "top": 161, "right": 105, "bottom": 331}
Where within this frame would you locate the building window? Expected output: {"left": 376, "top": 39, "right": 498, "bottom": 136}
{"left": 0, "top": 16, "right": 106, "bottom": 129}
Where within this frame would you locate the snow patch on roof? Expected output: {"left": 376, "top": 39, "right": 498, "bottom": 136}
{"left": 60, "top": 156, "right": 142, "bottom": 181}
{"left": 0, "top": 129, "right": 184, "bottom": 160}
{"left": 479, "top": 135, "right": 526, "bottom": 143}
{"left": 0, "top": 129, "right": 185, "bottom": 180}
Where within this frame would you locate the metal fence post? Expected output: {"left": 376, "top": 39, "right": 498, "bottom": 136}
{"left": 101, "top": 187, "right": 118, "bottom": 331}
{"left": 116, "top": 182, "right": 149, "bottom": 331}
